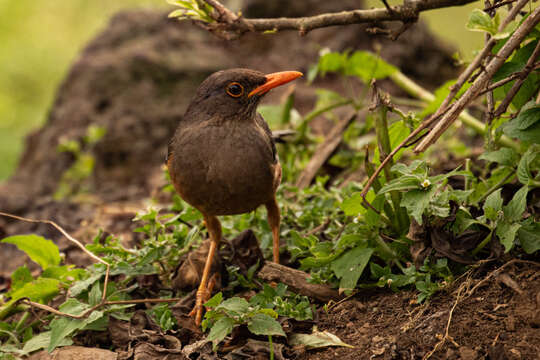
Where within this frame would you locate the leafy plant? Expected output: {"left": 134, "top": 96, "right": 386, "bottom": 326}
{"left": 202, "top": 292, "right": 286, "bottom": 350}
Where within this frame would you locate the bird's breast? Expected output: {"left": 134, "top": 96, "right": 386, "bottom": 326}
{"left": 168, "top": 121, "right": 277, "bottom": 215}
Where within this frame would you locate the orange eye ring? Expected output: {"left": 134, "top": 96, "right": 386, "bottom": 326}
{"left": 226, "top": 82, "right": 244, "bottom": 98}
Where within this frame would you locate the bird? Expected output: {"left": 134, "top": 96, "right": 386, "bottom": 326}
{"left": 166, "top": 68, "right": 302, "bottom": 325}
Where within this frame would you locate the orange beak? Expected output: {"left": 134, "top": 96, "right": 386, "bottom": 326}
{"left": 248, "top": 71, "right": 303, "bottom": 98}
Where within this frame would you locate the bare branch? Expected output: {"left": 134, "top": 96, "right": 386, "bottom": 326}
{"left": 493, "top": 40, "right": 540, "bottom": 117}
{"left": 0, "top": 211, "right": 108, "bottom": 265}
{"left": 484, "top": 0, "right": 519, "bottom": 12}
{"left": 433, "top": 0, "right": 530, "bottom": 119}
{"left": 175, "top": 0, "right": 478, "bottom": 38}
{"left": 414, "top": 5, "right": 540, "bottom": 152}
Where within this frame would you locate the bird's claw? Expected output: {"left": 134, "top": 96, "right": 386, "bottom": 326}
{"left": 189, "top": 288, "right": 209, "bottom": 326}
{"left": 189, "top": 273, "right": 218, "bottom": 326}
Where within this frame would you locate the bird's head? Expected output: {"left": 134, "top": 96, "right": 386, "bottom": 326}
{"left": 185, "top": 68, "right": 302, "bottom": 121}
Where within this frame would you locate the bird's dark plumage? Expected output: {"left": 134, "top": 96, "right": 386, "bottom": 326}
{"left": 166, "top": 68, "right": 302, "bottom": 325}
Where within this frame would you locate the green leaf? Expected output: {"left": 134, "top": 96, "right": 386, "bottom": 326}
{"left": 345, "top": 51, "right": 397, "bottom": 83}
{"left": 204, "top": 292, "right": 223, "bottom": 308}
{"left": 502, "top": 115, "right": 540, "bottom": 144}
{"left": 373, "top": 121, "right": 411, "bottom": 164}
{"left": 207, "top": 316, "right": 234, "bottom": 348}
{"left": 496, "top": 222, "right": 521, "bottom": 253}
{"left": 70, "top": 271, "right": 104, "bottom": 297}
{"left": 515, "top": 104, "right": 540, "bottom": 130}
{"left": 48, "top": 299, "right": 104, "bottom": 352}
{"left": 289, "top": 330, "right": 354, "bottom": 349}
{"left": 517, "top": 145, "right": 540, "bottom": 185}
{"left": 42, "top": 265, "right": 85, "bottom": 282}
{"left": 365, "top": 193, "right": 386, "bottom": 227}
{"left": 518, "top": 222, "right": 540, "bottom": 254}
{"left": 483, "top": 188, "right": 503, "bottom": 221}
{"left": 341, "top": 192, "right": 364, "bottom": 216}
{"left": 10, "top": 266, "right": 32, "bottom": 292}
{"left": 479, "top": 147, "right": 519, "bottom": 167}
{"left": 379, "top": 175, "right": 421, "bottom": 193}
{"left": 7, "top": 278, "right": 60, "bottom": 304}
{"left": 466, "top": 9, "right": 497, "bottom": 35}
{"left": 88, "top": 281, "right": 103, "bottom": 307}
{"left": 331, "top": 247, "right": 374, "bottom": 293}
{"left": 401, "top": 187, "right": 435, "bottom": 225}
{"left": 503, "top": 186, "right": 528, "bottom": 222}
{"left": 247, "top": 313, "right": 285, "bottom": 337}
{"left": 1, "top": 235, "right": 60, "bottom": 269}
{"left": 21, "top": 331, "right": 72, "bottom": 356}
{"left": 318, "top": 51, "right": 347, "bottom": 75}
{"left": 216, "top": 297, "right": 249, "bottom": 315}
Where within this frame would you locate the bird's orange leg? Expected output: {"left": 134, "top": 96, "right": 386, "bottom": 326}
{"left": 189, "top": 214, "right": 221, "bottom": 326}
{"left": 265, "top": 197, "right": 280, "bottom": 264}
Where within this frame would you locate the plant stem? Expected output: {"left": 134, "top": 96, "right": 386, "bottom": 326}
{"left": 15, "top": 311, "right": 29, "bottom": 332}
{"left": 472, "top": 229, "right": 493, "bottom": 255}
{"left": 269, "top": 335, "right": 274, "bottom": 360}
{"left": 375, "top": 235, "right": 404, "bottom": 271}
{"left": 464, "top": 158, "right": 471, "bottom": 192}
{"left": 389, "top": 71, "right": 520, "bottom": 152}
{"left": 374, "top": 102, "right": 409, "bottom": 232}
{"left": 476, "top": 171, "right": 516, "bottom": 204}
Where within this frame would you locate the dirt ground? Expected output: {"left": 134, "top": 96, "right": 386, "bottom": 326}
{"left": 304, "top": 261, "right": 540, "bottom": 359}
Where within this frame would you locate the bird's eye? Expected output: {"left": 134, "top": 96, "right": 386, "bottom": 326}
{"left": 226, "top": 82, "right": 244, "bottom": 98}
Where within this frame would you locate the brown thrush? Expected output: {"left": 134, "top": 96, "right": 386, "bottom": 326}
{"left": 167, "top": 68, "right": 302, "bottom": 325}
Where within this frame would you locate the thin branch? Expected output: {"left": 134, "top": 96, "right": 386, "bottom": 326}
{"left": 182, "top": 0, "right": 478, "bottom": 37}
{"left": 493, "top": 40, "right": 540, "bottom": 117}
{"left": 432, "top": 0, "right": 530, "bottom": 120}
{"left": 20, "top": 297, "right": 183, "bottom": 320}
{"left": 466, "top": 259, "right": 540, "bottom": 297}
{"left": 414, "top": 5, "right": 540, "bottom": 152}
{"left": 0, "top": 211, "right": 108, "bottom": 265}
{"left": 484, "top": 0, "right": 518, "bottom": 12}
{"left": 423, "top": 282, "right": 465, "bottom": 359}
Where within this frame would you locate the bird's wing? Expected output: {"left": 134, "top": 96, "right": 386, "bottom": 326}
{"left": 255, "top": 113, "right": 277, "bottom": 163}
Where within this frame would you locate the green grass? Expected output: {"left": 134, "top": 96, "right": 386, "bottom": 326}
{"left": 0, "top": 0, "right": 482, "bottom": 181}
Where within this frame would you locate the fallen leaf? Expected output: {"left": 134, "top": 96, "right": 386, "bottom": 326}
{"left": 289, "top": 328, "right": 354, "bottom": 349}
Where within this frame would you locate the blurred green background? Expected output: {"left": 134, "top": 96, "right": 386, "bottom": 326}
{"left": 0, "top": 0, "right": 482, "bottom": 182}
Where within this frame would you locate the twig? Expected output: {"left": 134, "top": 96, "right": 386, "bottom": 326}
{"left": 175, "top": 0, "right": 477, "bottom": 37}
{"left": 304, "top": 218, "right": 331, "bottom": 237}
{"left": 258, "top": 262, "right": 341, "bottom": 302}
{"left": 466, "top": 259, "right": 540, "bottom": 297}
{"left": 19, "top": 297, "right": 183, "bottom": 320}
{"left": 431, "top": 0, "right": 530, "bottom": 120}
{"left": 0, "top": 211, "right": 108, "bottom": 266}
{"left": 477, "top": 70, "right": 524, "bottom": 96}
{"left": 484, "top": 0, "right": 518, "bottom": 12}
{"left": 493, "top": 40, "right": 540, "bottom": 117}
{"left": 0, "top": 211, "right": 114, "bottom": 319}
{"left": 423, "top": 282, "right": 465, "bottom": 359}
{"left": 414, "top": 5, "right": 540, "bottom": 152}
{"left": 380, "top": 0, "right": 394, "bottom": 13}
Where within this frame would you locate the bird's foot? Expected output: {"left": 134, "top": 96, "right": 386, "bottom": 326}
{"left": 189, "top": 273, "right": 218, "bottom": 326}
